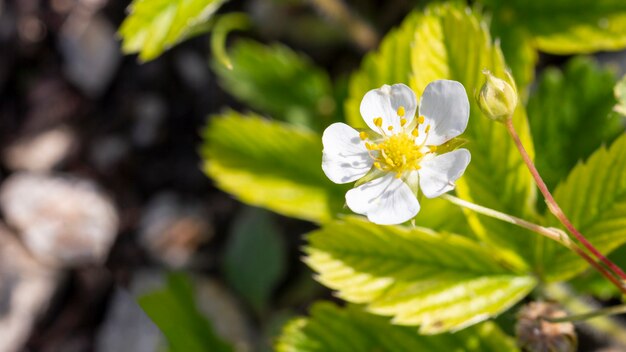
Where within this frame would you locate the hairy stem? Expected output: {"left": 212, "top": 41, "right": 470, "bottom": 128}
{"left": 504, "top": 118, "right": 626, "bottom": 283}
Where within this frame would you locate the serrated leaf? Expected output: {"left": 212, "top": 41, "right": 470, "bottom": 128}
{"left": 484, "top": 0, "right": 626, "bottom": 55}
{"left": 343, "top": 6, "right": 539, "bottom": 266}
{"left": 541, "top": 133, "right": 626, "bottom": 281}
{"left": 223, "top": 207, "right": 286, "bottom": 313}
{"left": 276, "top": 302, "right": 520, "bottom": 352}
{"left": 408, "top": 5, "right": 538, "bottom": 267}
{"left": 527, "top": 57, "right": 624, "bottom": 191}
{"left": 119, "top": 0, "right": 227, "bottom": 62}
{"left": 488, "top": 20, "right": 537, "bottom": 92}
{"left": 200, "top": 110, "right": 348, "bottom": 222}
{"left": 138, "top": 273, "right": 233, "bottom": 352}
{"left": 212, "top": 40, "right": 335, "bottom": 132}
{"left": 344, "top": 11, "right": 420, "bottom": 129}
{"left": 305, "top": 217, "right": 536, "bottom": 334}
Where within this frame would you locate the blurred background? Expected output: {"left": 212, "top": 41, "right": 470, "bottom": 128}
{"left": 1, "top": 0, "right": 626, "bottom": 351}
{"left": 0, "top": 0, "right": 409, "bottom": 351}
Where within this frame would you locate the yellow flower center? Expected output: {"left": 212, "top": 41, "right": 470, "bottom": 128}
{"left": 361, "top": 111, "right": 433, "bottom": 178}
{"left": 371, "top": 133, "right": 424, "bottom": 176}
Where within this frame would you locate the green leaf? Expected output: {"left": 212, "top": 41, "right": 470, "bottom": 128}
{"left": 542, "top": 133, "right": 626, "bottom": 281}
{"left": 138, "top": 273, "right": 233, "bottom": 352}
{"left": 484, "top": 0, "right": 626, "bottom": 54}
{"left": 223, "top": 207, "right": 286, "bottom": 312}
{"left": 276, "top": 302, "right": 520, "bottom": 351}
{"left": 344, "top": 5, "right": 539, "bottom": 267}
{"left": 488, "top": 20, "right": 537, "bottom": 92}
{"left": 344, "top": 11, "right": 420, "bottom": 129}
{"left": 200, "top": 110, "right": 348, "bottom": 222}
{"left": 527, "top": 56, "right": 624, "bottom": 191}
{"left": 571, "top": 244, "right": 626, "bottom": 299}
{"left": 212, "top": 40, "right": 335, "bottom": 132}
{"left": 119, "top": 0, "right": 227, "bottom": 62}
{"left": 614, "top": 74, "right": 626, "bottom": 115}
{"left": 410, "top": 4, "right": 538, "bottom": 267}
{"left": 305, "top": 217, "right": 536, "bottom": 334}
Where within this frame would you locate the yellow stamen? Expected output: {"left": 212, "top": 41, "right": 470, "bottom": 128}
{"left": 373, "top": 117, "right": 383, "bottom": 127}
{"left": 425, "top": 124, "right": 431, "bottom": 133}
{"left": 387, "top": 126, "right": 394, "bottom": 131}
{"left": 400, "top": 118, "right": 407, "bottom": 127}
{"left": 397, "top": 106, "right": 405, "bottom": 117}
{"left": 417, "top": 115, "right": 425, "bottom": 124}
{"left": 359, "top": 131, "right": 368, "bottom": 140}
{"left": 411, "top": 129, "right": 419, "bottom": 137}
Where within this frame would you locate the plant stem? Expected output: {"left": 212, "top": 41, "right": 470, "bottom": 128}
{"left": 441, "top": 194, "right": 626, "bottom": 295}
{"left": 441, "top": 194, "right": 568, "bottom": 245}
{"left": 544, "top": 284, "right": 626, "bottom": 348}
{"left": 504, "top": 118, "right": 626, "bottom": 283}
{"left": 545, "top": 303, "right": 626, "bottom": 323}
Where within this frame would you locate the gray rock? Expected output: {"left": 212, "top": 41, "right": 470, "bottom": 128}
{"left": 3, "top": 126, "right": 76, "bottom": 172}
{"left": 0, "top": 225, "right": 61, "bottom": 352}
{"left": 0, "top": 173, "right": 119, "bottom": 267}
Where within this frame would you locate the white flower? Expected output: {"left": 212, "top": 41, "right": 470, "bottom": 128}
{"left": 322, "top": 80, "right": 471, "bottom": 225}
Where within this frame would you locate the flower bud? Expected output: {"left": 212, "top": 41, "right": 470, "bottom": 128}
{"left": 516, "top": 302, "right": 577, "bottom": 352}
{"left": 477, "top": 70, "right": 518, "bottom": 122}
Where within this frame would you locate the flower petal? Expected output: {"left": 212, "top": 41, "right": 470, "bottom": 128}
{"left": 418, "top": 148, "right": 471, "bottom": 198}
{"left": 418, "top": 80, "right": 469, "bottom": 146}
{"left": 360, "top": 84, "right": 417, "bottom": 134}
{"left": 346, "top": 173, "right": 420, "bottom": 225}
{"left": 322, "top": 123, "right": 373, "bottom": 184}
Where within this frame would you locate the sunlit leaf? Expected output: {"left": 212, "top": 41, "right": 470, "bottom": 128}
{"left": 541, "top": 133, "right": 626, "bottom": 281}
{"left": 484, "top": 0, "right": 626, "bottom": 54}
{"left": 138, "top": 273, "right": 233, "bottom": 352}
{"left": 119, "top": 0, "right": 227, "bottom": 61}
{"left": 614, "top": 74, "right": 626, "bottom": 116}
{"left": 212, "top": 40, "right": 335, "bottom": 132}
{"left": 344, "top": 6, "right": 539, "bottom": 268}
{"left": 527, "top": 56, "right": 624, "bottom": 191}
{"left": 276, "top": 302, "right": 519, "bottom": 352}
{"left": 201, "top": 110, "right": 348, "bottom": 222}
{"left": 305, "top": 217, "right": 536, "bottom": 334}
{"left": 410, "top": 4, "right": 537, "bottom": 268}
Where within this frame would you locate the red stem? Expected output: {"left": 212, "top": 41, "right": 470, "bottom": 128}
{"left": 504, "top": 119, "right": 626, "bottom": 283}
{"left": 571, "top": 246, "right": 626, "bottom": 295}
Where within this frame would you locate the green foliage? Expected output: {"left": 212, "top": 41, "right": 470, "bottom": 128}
{"left": 276, "top": 302, "right": 520, "bottom": 351}
{"left": 345, "top": 11, "right": 420, "bottom": 129}
{"left": 212, "top": 40, "right": 335, "bottom": 132}
{"left": 210, "top": 13, "right": 251, "bottom": 70}
{"left": 484, "top": 0, "right": 626, "bottom": 54}
{"left": 223, "top": 207, "right": 286, "bottom": 313}
{"left": 614, "top": 74, "right": 626, "bottom": 115}
{"left": 119, "top": 0, "right": 227, "bottom": 62}
{"left": 138, "top": 273, "right": 233, "bottom": 352}
{"left": 305, "top": 217, "right": 536, "bottom": 334}
{"left": 541, "top": 133, "right": 626, "bottom": 281}
{"left": 527, "top": 57, "right": 624, "bottom": 191}
{"left": 201, "top": 110, "right": 348, "bottom": 222}
{"left": 571, "top": 244, "right": 626, "bottom": 299}
{"left": 344, "top": 5, "right": 538, "bottom": 268}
